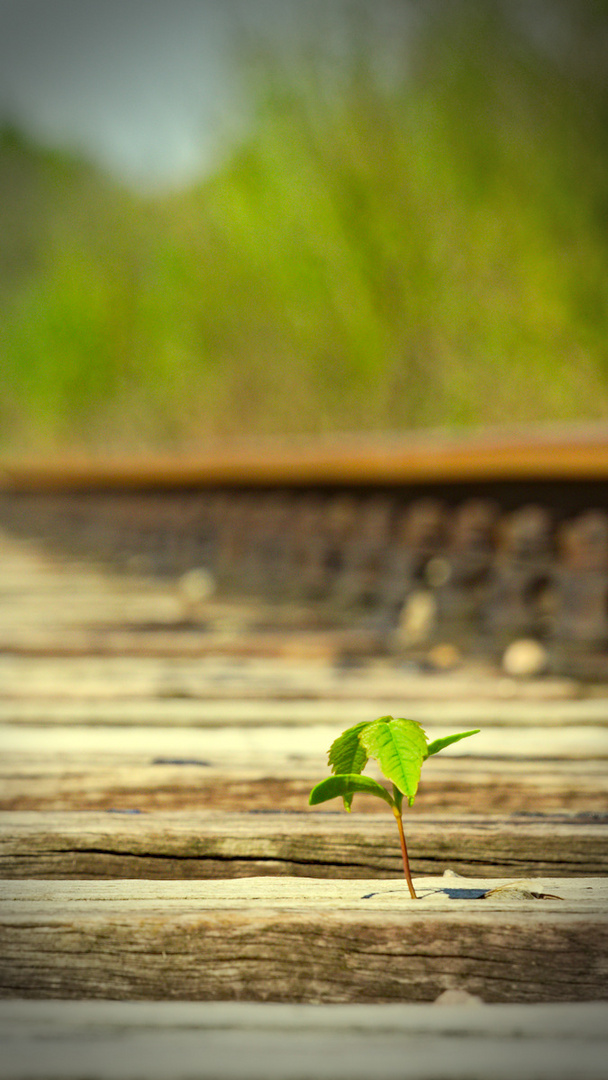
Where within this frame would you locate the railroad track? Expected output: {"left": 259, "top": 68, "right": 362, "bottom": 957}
{"left": 2, "top": 424, "right": 607, "bottom": 672}
{"left": 0, "top": 483, "right": 607, "bottom": 1073}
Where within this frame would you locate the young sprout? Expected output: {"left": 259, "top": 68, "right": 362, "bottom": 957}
{"left": 309, "top": 716, "right": 479, "bottom": 899}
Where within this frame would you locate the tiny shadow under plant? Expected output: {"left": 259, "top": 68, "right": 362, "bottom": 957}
{"left": 309, "top": 716, "right": 479, "bottom": 899}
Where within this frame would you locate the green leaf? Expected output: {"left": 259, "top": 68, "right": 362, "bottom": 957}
{"left": 425, "top": 729, "right": 480, "bottom": 757}
{"left": 308, "top": 773, "right": 395, "bottom": 811}
{"left": 327, "top": 721, "right": 372, "bottom": 775}
{"left": 360, "top": 716, "right": 428, "bottom": 807}
{"left": 327, "top": 720, "right": 373, "bottom": 810}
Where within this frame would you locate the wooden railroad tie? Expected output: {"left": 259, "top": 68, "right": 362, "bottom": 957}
{"left": 0, "top": 811, "right": 607, "bottom": 880}
{"left": 1, "top": 1000, "right": 607, "bottom": 1080}
{"left": 0, "top": 876, "right": 606, "bottom": 1004}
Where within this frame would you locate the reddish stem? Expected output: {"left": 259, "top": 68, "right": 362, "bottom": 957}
{"left": 393, "top": 807, "right": 417, "bottom": 899}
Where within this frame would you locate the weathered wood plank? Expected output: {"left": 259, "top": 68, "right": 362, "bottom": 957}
{"left": 0, "top": 811, "right": 606, "bottom": 879}
{"left": 1, "top": 1000, "right": 607, "bottom": 1080}
{"left": 1, "top": 695, "right": 607, "bottom": 725}
{"left": 2, "top": 721, "right": 606, "bottom": 759}
{"left": 0, "top": 626, "right": 387, "bottom": 660}
{"left": 0, "top": 654, "right": 586, "bottom": 702}
{"left": 0, "top": 877, "right": 606, "bottom": 1003}
{"left": 1, "top": 757, "right": 605, "bottom": 813}
{"left": 1, "top": 709, "right": 606, "bottom": 813}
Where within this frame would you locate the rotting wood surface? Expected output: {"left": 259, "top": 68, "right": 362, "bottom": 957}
{"left": 0, "top": 876, "right": 606, "bottom": 1004}
{"left": 0, "top": 810, "right": 606, "bottom": 879}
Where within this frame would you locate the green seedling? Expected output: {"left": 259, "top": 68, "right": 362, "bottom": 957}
{"left": 309, "top": 716, "right": 479, "bottom": 899}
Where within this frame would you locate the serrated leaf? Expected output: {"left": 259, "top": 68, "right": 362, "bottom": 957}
{"left": 327, "top": 720, "right": 372, "bottom": 808}
{"left": 425, "top": 729, "right": 480, "bottom": 757}
{"left": 328, "top": 721, "right": 373, "bottom": 775}
{"left": 308, "top": 773, "right": 395, "bottom": 811}
{"left": 360, "top": 716, "right": 428, "bottom": 806}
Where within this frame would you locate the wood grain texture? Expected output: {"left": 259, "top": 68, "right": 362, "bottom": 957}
{"left": 2, "top": 693, "right": 605, "bottom": 725}
{"left": 0, "top": 877, "right": 606, "bottom": 1003}
{"left": 0, "top": 654, "right": 585, "bottom": 703}
{"left": 0, "top": 811, "right": 606, "bottom": 879}
{"left": 1, "top": 756, "right": 606, "bottom": 813}
{"left": 2, "top": 721, "right": 606, "bottom": 761}
{"left": 0, "top": 531, "right": 606, "bottom": 1019}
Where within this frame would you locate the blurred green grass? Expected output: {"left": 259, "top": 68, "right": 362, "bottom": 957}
{"left": 1, "top": 3, "right": 607, "bottom": 453}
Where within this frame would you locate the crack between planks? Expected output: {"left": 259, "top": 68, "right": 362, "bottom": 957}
{"left": 6, "top": 848, "right": 603, "bottom": 873}
{"left": 16, "top": 847, "right": 384, "bottom": 871}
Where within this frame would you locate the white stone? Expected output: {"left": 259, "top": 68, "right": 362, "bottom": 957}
{"left": 395, "top": 590, "right": 437, "bottom": 647}
{"left": 502, "top": 639, "right": 548, "bottom": 678}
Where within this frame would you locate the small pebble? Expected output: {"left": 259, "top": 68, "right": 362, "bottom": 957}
{"left": 434, "top": 989, "right": 484, "bottom": 1006}
{"left": 178, "top": 567, "right": 215, "bottom": 603}
{"left": 425, "top": 556, "right": 452, "bottom": 588}
{"left": 428, "top": 642, "right": 461, "bottom": 670}
{"left": 394, "top": 590, "right": 437, "bottom": 647}
{"left": 502, "top": 638, "right": 548, "bottom": 678}
{"left": 177, "top": 567, "right": 216, "bottom": 619}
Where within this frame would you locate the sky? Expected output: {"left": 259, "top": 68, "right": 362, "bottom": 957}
{"left": 0, "top": 0, "right": 414, "bottom": 190}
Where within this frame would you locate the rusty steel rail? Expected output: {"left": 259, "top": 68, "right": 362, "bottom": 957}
{"left": 1, "top": 424, "right": 607, "bottom": 668}
{"left": 2, "top": 422, "right": 608, "bottom": 491}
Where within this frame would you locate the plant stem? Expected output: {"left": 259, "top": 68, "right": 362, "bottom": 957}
{"left": 393, "top": 806, "right": 417, "bottom": 899}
